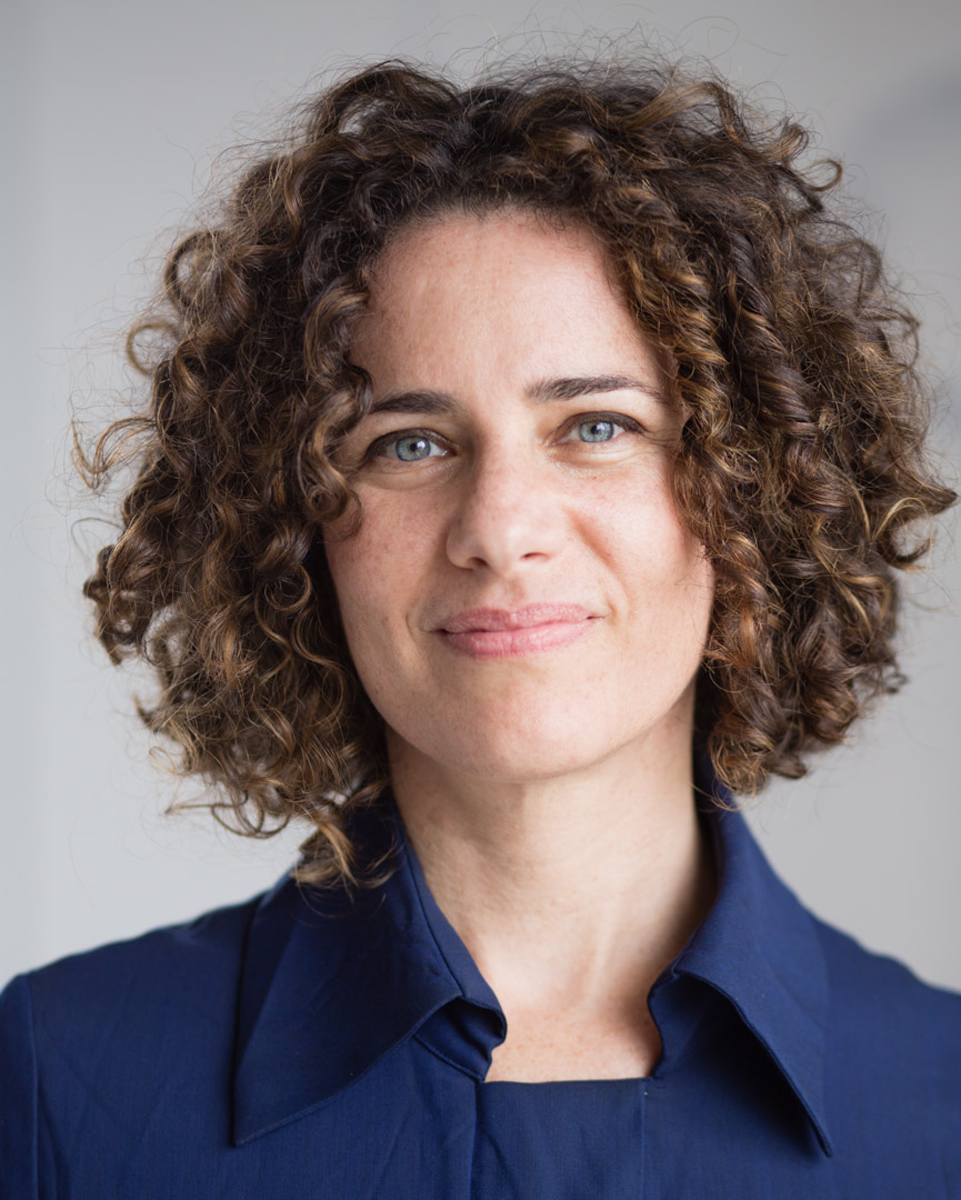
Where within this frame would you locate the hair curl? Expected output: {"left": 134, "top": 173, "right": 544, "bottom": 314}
{"left": 76, "top": 51, "right": 957, "bottom": 888}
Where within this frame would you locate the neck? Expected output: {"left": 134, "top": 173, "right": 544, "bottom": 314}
{"left": 387, "top": 726, "right": 716, "bottom": 1022}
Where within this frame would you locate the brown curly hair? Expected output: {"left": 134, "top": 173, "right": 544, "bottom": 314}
{"left": 76, "top": 51, "right": 957, "bottom": 888}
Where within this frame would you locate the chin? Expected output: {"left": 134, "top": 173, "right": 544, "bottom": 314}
{"left": 419, "top": 714, "right": 631, "bottom": 784}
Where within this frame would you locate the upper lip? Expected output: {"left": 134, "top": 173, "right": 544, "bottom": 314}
{"left": 438, "top": 604, "right": 596, "bottom": 633}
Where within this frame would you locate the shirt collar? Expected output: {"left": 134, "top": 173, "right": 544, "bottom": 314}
{"left": 233, "top": 754, "right": 831, "bottom": 1155}
{"left": 232, "top": 797, "right": 506, "bottom": 1145}
{"left": 673, "top": 749, "right": 833, "bottom": 1155}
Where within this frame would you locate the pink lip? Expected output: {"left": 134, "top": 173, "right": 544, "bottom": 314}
{"left": 439, "top": 604, "right": 595, "bottom": 633}
{"left": 436, "top": 604, "right": 599, "bottom": 659}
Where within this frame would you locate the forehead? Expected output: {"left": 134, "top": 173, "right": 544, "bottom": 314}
{"left": 376, "top": 205, "right": 613, "bottom": 272}
{"left": 351, "top": 208, "right": 660, "bottom": 385}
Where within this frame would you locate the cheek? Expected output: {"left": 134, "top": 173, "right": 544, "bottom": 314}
{"left": 600, "top": 485, "right": 714, "bottom": 638}
{"left": 321, "top": 497, "right": 427, "bottom": 643}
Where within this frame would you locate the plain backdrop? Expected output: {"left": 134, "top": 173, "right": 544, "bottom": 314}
{"left": 2, "top": 0, "right": 959, "bottom": 990}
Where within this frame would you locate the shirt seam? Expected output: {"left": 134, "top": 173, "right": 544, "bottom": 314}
{"left": 469, "top": 1077, "right": 481, "bottom": 1200}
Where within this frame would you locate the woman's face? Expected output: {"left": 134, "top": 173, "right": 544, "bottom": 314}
{"left": 322, "top": 208, "right": 715, "bottom": 782}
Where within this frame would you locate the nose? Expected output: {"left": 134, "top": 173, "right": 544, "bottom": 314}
{"left": 445, "top": 445, "right": 567, "bottom": 576}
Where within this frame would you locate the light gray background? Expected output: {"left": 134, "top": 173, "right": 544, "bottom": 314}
{"left": 2, "top": 0, "right": 959, "bottom": 990}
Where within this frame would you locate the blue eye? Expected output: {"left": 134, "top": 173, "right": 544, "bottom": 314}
{"left": 364, "top": 411, "right": 639, "bottom": 466}
{"left": 565, "top": 413, "right": 638, "bottom": 445}
{"left": 379, "top": 433, "right": 447, "bottom": 461}
{"left": 578, "top": 418, "right": 618, "bottom": 442}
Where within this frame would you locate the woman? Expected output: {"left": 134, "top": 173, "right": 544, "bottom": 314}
{"left": 1, "top": 52, "right": 958, "bottom": 1196}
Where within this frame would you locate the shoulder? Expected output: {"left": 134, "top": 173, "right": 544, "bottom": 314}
{"left": 809, "top": 914, "right": 961, "bottom": 1153}
{"left": 812, "top": 914, "right": 961, "bottom": 1045}
{"left": 0, "top": 888, "right": 270, "bottom": 1115}
{"left": 7, "top": 887, "right": 266, "bottom": 1028}
{"left": 0, "top": 886, "right": 293, "bottom": 1194}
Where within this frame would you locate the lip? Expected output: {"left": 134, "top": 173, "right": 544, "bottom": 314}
{"left": 438, "top": 604, "right": 595, "bottom": 633}
{"left": 435, "top": 604, "right": 600, "bottom": 659}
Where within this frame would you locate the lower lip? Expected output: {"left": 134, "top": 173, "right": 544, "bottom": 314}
{"left": 439, "top": 618, "right": 598, "bottom": 659}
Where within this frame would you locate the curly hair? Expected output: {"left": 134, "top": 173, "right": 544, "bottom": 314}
{"left": 76, "top": 51, "right": 957, "bottom": 888}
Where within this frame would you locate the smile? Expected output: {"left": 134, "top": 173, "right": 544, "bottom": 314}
{"left": 437, "top": 617, "right": 599, "bottom": 659}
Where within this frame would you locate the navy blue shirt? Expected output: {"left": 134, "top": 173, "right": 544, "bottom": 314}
{"left": 2, "top": 759, "right": 960, "bottom": 1197}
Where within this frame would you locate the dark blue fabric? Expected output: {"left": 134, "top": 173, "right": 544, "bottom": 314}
{"left": 2, "top": 757, "right": 960, "bottom": 1197}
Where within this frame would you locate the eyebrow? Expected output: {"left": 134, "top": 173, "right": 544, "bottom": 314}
{"left": 366, "top": 374, "right": 671, "bottom": 417}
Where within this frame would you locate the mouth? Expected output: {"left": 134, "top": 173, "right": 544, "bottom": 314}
{"left": 432, "top": 602, "right": 602, "bottom": 659}
{"left": 438, "top": 603, "right": 596, "bottom": 634}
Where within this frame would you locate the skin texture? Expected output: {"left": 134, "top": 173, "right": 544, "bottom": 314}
{"left": 322, "top": 209, "right": 718, "bottom": 1080}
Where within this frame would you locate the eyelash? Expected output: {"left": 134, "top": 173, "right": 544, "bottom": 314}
{"left": 363, "top": 412, "right": 644, "bottom": 464}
